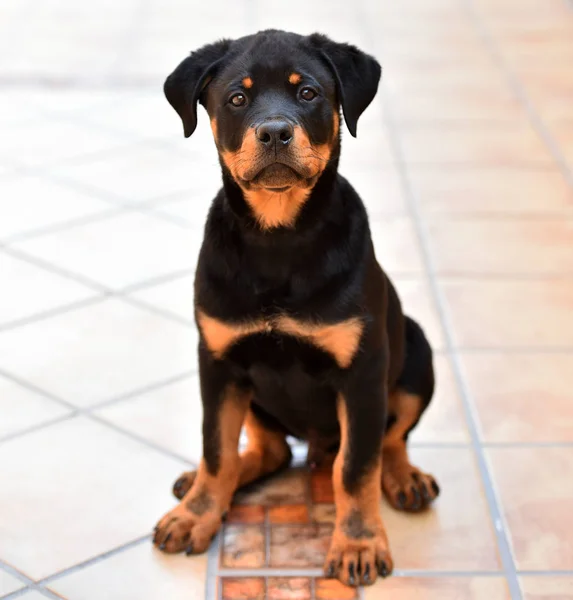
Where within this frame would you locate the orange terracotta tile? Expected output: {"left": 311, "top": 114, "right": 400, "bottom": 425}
{"left": 520, "top": 577, "right": 573, "bottom": 599}
{"left": 267, "top": 577, "right": 311, "bottom": 600}
{"left": 427, "top": 218, "right": 573, "bottom": 275}
{"left": 269, "top": 524, "right": 332, "bottom": 568}
{"left": 399, "top": 125, "right": 553, "bottom": 167}
{"left": 234, "top": 468, "right": 309, "bottom": 506}
{"left": 311, "top": 471, "right": 334, "bottom": 504}
{"left": 441, "top": 279, "right": 573, "bottom": 348}
{"left": 408, "top": 168, "right": 573, "bottom": 216}
{"left": 461, "top": 353, "right": 573, "bottom": 443}
{"left": 364, "top": 577, "right": 510, "bottom": 599}
{"left": 315, "top": 577, "right": 358, "bottom": 599}
{"left": 488, "top": 447, "right": 573, "bottom": 570}
{"left": 310, "top": 504, "right": 336, "bottom": 525}
{"left": 221, "top": 577, "right": 265, "bottom": 600}
{"left": 268, "top": 504, "right": 310, "bottom": 524}
{"left": 382, "top": 448, "right": 500, "bottom": 571}
{"left": 226, "top": 505, "right": 265, "bottom": 524}
{"left": 221, "top": 525, "right": 265, "bottom": 568}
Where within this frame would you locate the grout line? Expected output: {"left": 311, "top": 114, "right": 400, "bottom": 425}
{"left": 2, "top": 207, "right": 124, "bottom": 245}
{"left": 463, "top": 0, "right": 573, "bottom": 190}
{"left": 357, "top": 6, "right": 523, "bottom": 600}
{"left": 38, "top": 536, "right": 150, "bottom": 586}
{"left": 387, "top": 94, "right": 525, "bottom": 597}
{"left": 379, "top": 87, "right": 523, "bottom": 599}
{"left": 0, "top": 296, "right": 105, "bottom": 334}
{"left": 0, "top": 562, "right": 63, "bottom": 600}
{"left": 0, "top": 413, "right": 78, "bottom": 445}
{"left": 206, "top": 532, "right": 222, "bottom": 600}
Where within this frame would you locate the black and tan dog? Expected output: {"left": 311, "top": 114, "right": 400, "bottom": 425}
{"left": 153, "top": 30, "right": 439, "bottom": 587}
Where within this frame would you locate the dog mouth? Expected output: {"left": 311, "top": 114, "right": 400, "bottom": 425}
{"left": 248, "top": 163, "right": 303, "bottom": 190}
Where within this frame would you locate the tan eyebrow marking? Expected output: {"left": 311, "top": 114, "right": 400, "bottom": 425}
{"left": 242, "top": 77, "right": 253, "bottom": 89}
{"left": 288, "top": 73, "right": 302, "bottom": 85}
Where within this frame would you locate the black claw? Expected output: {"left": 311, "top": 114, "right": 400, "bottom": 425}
{"left": 185, "top": 543, "right": 194, "bottom": 556}
{"left": 326, "top": 561, "right": 336, "bottom": 578}
{"left": 348, "top": 562, "right": 356, "bottom": 586}
{"left": 363, "top": 562, "right": 371, "bottom": 584}
{"left": 397, "top": 491, "right": 407, "bottom": 508}
{"left": 411, "top": 486, "right": 422, "bottom": 510}
{"left": 431, "top": 480, "right": 440, "bottom": 496}
{"left": 420, "top": 482, "right": 431, "bottom": 502}
{"left": 378, "top": 561, "right": 389, "bottom": 578}
{"left": 221, "top": 511, "right": 228, "bottom": 522}
{"left": 159, "top": 542, "right": 166, "bottom": 550}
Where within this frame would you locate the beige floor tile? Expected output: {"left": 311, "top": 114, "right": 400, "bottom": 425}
{"left": 518, "top": 67, "right": 573, "bottom": 120}
{"left": 365, "top": 577, "right": 510, "bottom": 599}
{"left": 408, "top": 169, "right": 573, "bottom": 215}
{"left": 0, "top": 120, "right": 126, "bottom": 168}
{"left": 0, "top": 299, "right": 195, "bottom": 407}
{"left": 371, "top": 217, "right": 425, "bottom": 276}
{"left": 0, "top": 175, "right": 111, "bottom": 241}
{"left": 461, "top": 353, "right": 573, "bottom": 443}
{"left": 152, "top": 193, "right": 222, "bottom": 227}
{"left": 382, "top": 448, "right": 500, "bottom": 571}
{"left": 0, "top": 569, "right": 25, "bottom": 596}
{"left": 50, "top": 144, "right": 220, "bottom": 205}
{"left": 441, "top": 279, "right": 573, "bottom": 348}
{"left": 338, "top": 167, "right": 407, "bottom": 218}
{"left": 96, "top": 376, "right": 203, "bottom": 463}
{"left": 545, "top": 120, "right": 573, "bottom": 168}
{"left": 391, "top": 88, "right": 525, "bottom": 124}
{"left": 0, "top": 416, "right": 186, "bottom": 580}
{"left": 488, "top": 447, "right": 573, "bottom": 570}
{"left": 0, "top": 375, "right": 70, "bottom": 439}
{"left": 128, "top": 274, "right": 196, "bottom": 323}
{"left": 393, "top": 278, "right": 446, "bottom": 351}
{"left": 0, "top": 252, "right": 95, "bottom": 327}
{"left": 14, "top": 592, "right": 49, "bottom": 600}
{"left": 410, "top": 355, "right": 469, "bottom": 444}
{"left": 399, "top": 125, "right": 553, "bottom": 166}
{"left": 49, "top": 540, "right": 207, "bottom": 600}
{"left": 520, "top": 577, "right": 573, "bottom": 599}
{"left": 13, "top": 212, "right": 201, "bottom": 290}
{"left": 427, "top": 217, "right": 573, "bottom": 275}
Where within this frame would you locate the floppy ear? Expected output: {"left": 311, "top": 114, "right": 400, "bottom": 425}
{"left": 308, "top": 34, "right": 381, "bottom": 138}
{"left": 164, "top": 39, "right": 232, "bottom": 138}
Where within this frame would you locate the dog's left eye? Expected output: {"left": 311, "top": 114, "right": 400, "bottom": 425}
{"left": 300, "top": 87, "right": 317, "bottom": 101}
{"left": 229, "top": 93, "right": 247, "bottom": 107}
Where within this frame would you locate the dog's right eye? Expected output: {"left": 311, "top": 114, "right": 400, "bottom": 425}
{"left": 229, "top": 93, "right": 247, "bottom": 107}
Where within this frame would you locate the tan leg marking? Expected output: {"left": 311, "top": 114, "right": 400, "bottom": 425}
{"left": 154, "top": 386, "right": 250, "bottom": 554}
{"left": 276, "top": 316, "right": 363, "bottom": 368}
{"left": 172, "top": 410, "right": 291, "bottom": 500}
{"left": 325, "top": 397, "right": 393, "bottom": 587}
{"left": 382, "top": 390, "right": 440, "bottom": 512}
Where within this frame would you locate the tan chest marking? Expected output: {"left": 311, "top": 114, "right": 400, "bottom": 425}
{"left": 198, "top": 310, "right": 363, "bottom": 368}
{"left": 197, "top": 311, "right": 266, "bottom": 359}
{"left": 276, "top": 316, "right": 364, "bottom": 368}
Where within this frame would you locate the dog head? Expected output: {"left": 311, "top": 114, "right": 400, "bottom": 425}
{"left": 164, "top": 30, "right": 381, "bottom": 226}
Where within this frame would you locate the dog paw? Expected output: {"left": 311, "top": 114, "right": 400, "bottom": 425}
{"left": 323, "top": 528, "right": 393, "bottom": 587}
{"left": 383, "top": 465, "right": 440, "bottom": 512}
{"left": 153, "top": 492, "right": 222, "bottom": 555}
{"left": 172, "top": 470, "right": 197, "bottom": 500}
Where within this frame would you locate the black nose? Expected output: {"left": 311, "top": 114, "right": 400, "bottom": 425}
{"left": 256, "top": 120, "right": 294, "bottom": 146}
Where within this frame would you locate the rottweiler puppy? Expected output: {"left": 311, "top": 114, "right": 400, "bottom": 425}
{"left": 153, "top": 29, "right": 439, "bottom": 587}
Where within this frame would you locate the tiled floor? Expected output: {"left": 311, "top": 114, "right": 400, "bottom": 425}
{"left": 1, "top": 0, "right": 573, "bottom": 599}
